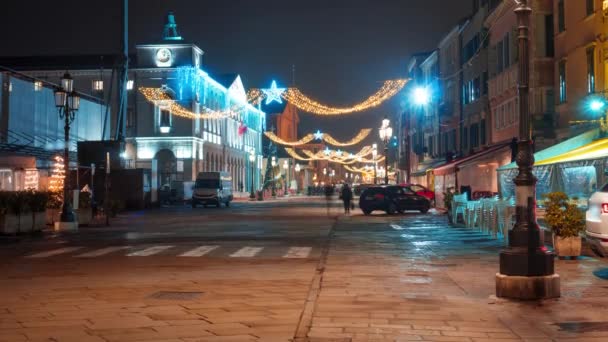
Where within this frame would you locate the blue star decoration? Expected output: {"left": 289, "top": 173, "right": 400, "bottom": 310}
{"left": 336, "top": 150, "right": 343, "bottom": 157}
{"left": 314, "top": 130, "right": 324, "bottom": 140}
{"left": 324, "top": 147, "right": 331, "bottom": 156}
{"left": 262, "top": 80, "right": 286, "bottom": 105}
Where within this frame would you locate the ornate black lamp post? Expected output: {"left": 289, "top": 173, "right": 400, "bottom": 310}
{"left": 54, "top": 72, "right": 80, "bottom": 227}
{"left": 379, "top": 117, "right": 392, "bottom": 185}
{"left": 496, "top": 0, "right": 560, "bottom": 299}
{"left": 271, "top": 156, "right": 277, "bottom": 197}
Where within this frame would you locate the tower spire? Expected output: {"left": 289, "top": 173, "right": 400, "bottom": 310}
{"left": 162, "top": 11, "right": 183, "bottom": 41}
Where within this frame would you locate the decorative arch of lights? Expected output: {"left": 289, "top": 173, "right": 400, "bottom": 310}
{"left": 249, "top": 79, "right": 410, "bottom": 115}
{"left": 284, "top": 147, "right": 385, "bottom": 165}
{"left": 264, "top": 128, "right": 372, "bottom": 147}
{"left": 140, "top": 87, "right": 237, "bottom": 119}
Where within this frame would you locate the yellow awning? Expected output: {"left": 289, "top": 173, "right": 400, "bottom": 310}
{"left": 535, "top": 138, "right": 608, "bottom": 166}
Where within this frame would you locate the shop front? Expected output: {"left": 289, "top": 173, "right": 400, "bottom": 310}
{"left": 433, "top": 143, "right": 511, "bottom": 209}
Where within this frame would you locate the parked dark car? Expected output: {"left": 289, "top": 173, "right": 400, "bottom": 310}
{"left": 359, "top": 185, "right": 430, "bottom": 215}
{"left": 353, "top": 183, "right": 374, "bottom": 196}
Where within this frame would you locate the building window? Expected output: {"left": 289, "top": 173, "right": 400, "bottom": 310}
{"left": 126, "top": 80, "right": 134, "bottom": 91}
{"left": 587, "top": 46, "right": 595, "bottom": 94}
{"left": 126, "top": 108, "right": 135, "bottom": 129}
{"left": 463, "top": 127, "right": 469, "bottom": 151}
{"left": 587, "top": 0, "right": 595, "bottom": 16}
{"left": 34, "top": 81, "right": 43, "bottom": 92}
{"left": 558, "top": 0, "right": 565, "bottom": 33}
{"left": 463, "top": 83, "right": 470, "bottom": 105}
{"left": 482, "top": 71, "right": 488, "bottom": 95}
{"left": 470, "top": 123, "right": 479, "bottom": 148}
{"left": 545, "top": 15, "right": 555, "bottom": 57}
{"left": 559, "top": 60, "right": 567, "bottom": 103}
{"left": 159, "top": 109, "right": 171, "bottom": 133}
{"left": 480, "top": 119, "right": 486, "bottom": 145}
{"left": 92, "top": 80, "right": 104, "bottom": 92}
{"left": 497, "top": 40, "right": 504, "bottom": 73}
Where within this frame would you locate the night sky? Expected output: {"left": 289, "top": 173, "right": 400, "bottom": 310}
{"left": 1, "top": 0, "right": 471, "bottom": 142}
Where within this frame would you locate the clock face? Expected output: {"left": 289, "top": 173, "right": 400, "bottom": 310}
{"left": 155, "top": 48, "right": 172, "bottom": 66}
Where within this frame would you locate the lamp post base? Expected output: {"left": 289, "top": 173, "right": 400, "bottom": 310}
{"left": 54, "top": 221, "right": 79, "bottom": 232}
{"left": 496, "top": 273, "right": 560, "bottom": 300}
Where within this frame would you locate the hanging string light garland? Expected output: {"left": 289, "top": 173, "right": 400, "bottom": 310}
{"left": 285, "top": 145, "right": 384, "bottom": 165}
{"left": 285, "top": 148, "right": 360, "bottom": 165}
{"left": 249, "top": 79, "right": 409, "bottom": 115}
{"left": 247, "top": 89, "right": 264, "bottom": 106}
{"left": 264, "top": 132, "right": 315, "bottom": 146}
{"left": 264, "top": 128, "right": 372, "bottom": 147}
{"left": 140, "top": 87, "right": 231, "bottom": 120}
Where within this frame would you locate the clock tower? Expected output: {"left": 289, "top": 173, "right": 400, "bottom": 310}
{"left": 135, "top": 11, "right": 203, "bottom": 69}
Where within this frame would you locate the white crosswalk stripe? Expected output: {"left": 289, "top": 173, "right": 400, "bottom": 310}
{"left": 229, "top": 246, "right": 264, "bottom": 258}
{"left": 75, "top": 246, "right": 131, "bottom": 258}
{"left": 283, "top": 247, "right": 312, "bottom": 258}
{"left": 23, "top": 245, "right": 312, "bottom": 259}
{"left": 127, "top": 245, "right": 173, "bottom": 257}
{"left": 26, "top": 247, "right": 83, "bottom": 258}
{"left": 179, "top": 245, "right": 219, "bottom": 257}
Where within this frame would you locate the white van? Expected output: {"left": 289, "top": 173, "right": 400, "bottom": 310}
{"left": 192, "top": 172, "right": 233, "bottom": 208}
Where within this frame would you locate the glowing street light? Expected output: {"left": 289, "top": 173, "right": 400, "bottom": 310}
{"left": 379, "top": 117, "right": 392, "bottom": 184}
{"left": 589, "top": 98, "right": 607, "bottom": 113}
{"left": 412, "top": 86, "right": 431, "bottom": 106}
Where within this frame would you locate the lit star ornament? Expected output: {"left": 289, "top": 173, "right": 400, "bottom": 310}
{"left": 314, "top": 130, "right": 324, "bottom": 140}
{"left": 262, "top": 80, "right": 286, "bottom": 105}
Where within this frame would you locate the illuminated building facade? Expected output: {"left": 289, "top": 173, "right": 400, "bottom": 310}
{"left": 0, "top": 72, "right": 107, "bottom": 191}
{"left": 2, "top": 12, "right": 266, "bottom": 200}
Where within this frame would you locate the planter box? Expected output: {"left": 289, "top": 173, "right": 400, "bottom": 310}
{"left": 46, "top": 208, "right": 61, "bottom": 225}
{"left": 32, "top": 212, "right": 46, "bottom": 232}
{"left": 554, "top": 236, "right": 582, "bottom": 257}
{"left": 0, "top": 213, "right": 33, "bottom": 234}
{"left": 76, "top": 208, "right": 92, "bottom": 226}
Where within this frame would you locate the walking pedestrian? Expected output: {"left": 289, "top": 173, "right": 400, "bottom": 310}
{"left": 341, "top": 183, "right": 353, "bottom": 214}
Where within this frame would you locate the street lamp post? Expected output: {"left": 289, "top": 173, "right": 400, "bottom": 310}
{"left": 379, "top": 117, "right": 392, "bottom": 185}
{"left": 496, "top": 0, "right": 559, "bottom": 299}
{"left": 372, "top": 144, "right": 378, "bottom": 184}
{"left": 54, "top": 72, "right": 80, "bottom": 230}
{"left": 295, "top": 163, "right": 301, "bottom": 194}
{"left": 283, "top": 160, "right": 289, "bottom": 196}
{"left": 271, "top": 156, "right": 277, "bottom": 197}
{"left": 249, "top": 149, "right": 256, "bottom": 200}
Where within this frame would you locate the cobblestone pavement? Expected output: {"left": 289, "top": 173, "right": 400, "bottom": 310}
{"left": 305, "top": 213, "right": 608, "bottom": 342}
{"left": 1, "top": 199, "right": 608, "bottom": 341}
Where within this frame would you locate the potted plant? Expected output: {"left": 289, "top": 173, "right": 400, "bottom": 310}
{"left": 27, "top": 191, "right": 49, "bottom": 232}
{"left": 544, "top": 192, "right": 585, "bottom": 258}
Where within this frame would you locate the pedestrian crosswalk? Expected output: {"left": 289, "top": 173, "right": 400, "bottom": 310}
{"left": 23, "top": 245, "right": 314, "bottom": 259}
